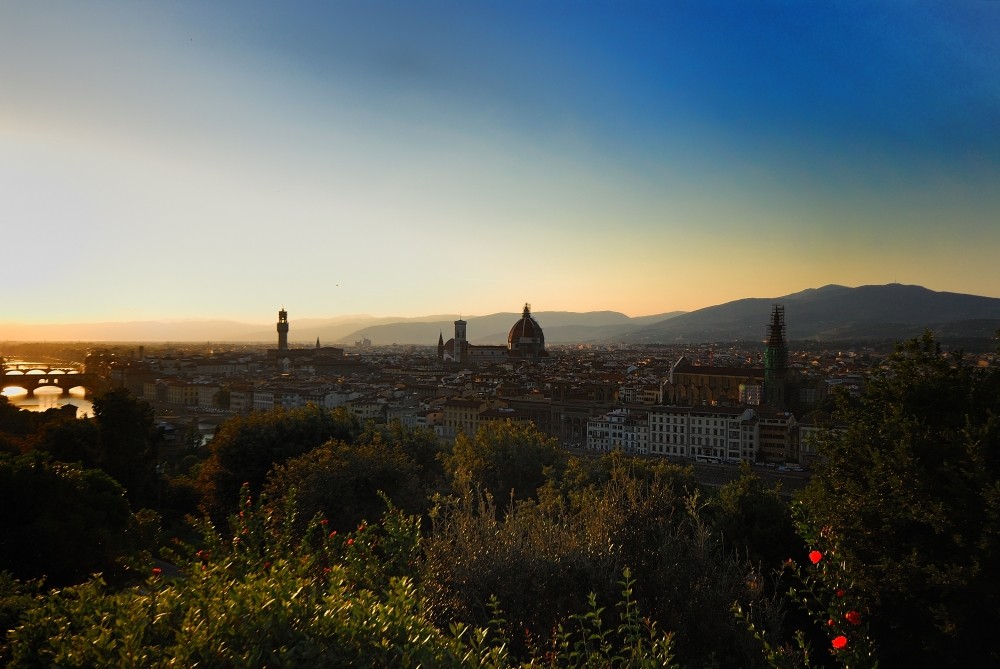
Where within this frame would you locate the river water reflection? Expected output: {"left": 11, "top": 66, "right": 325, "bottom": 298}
{"left": 1, "top": 359, "right": 94, "bottom": 418}
{"left": 3, "top": 388, "right": 94, "bottom": 418}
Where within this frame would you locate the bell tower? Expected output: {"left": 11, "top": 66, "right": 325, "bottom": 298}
{"left": 454, "top": 319, "right": 467, "bottom": 364}
{"left": 277, "top": 308, "right": 289, "bottom": 351}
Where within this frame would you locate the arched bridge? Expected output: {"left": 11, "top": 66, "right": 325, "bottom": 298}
{"left": 0, "top": 367, "right": 101, "bottom": 397}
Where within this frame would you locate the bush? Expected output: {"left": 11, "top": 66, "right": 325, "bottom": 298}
{"left": 0, "top": 573, "right": 39, "bottom": 665}
{"left": 8, "top": 487, "right": 678, "bottom": 668}
{"left": 424, "top": 456, "right": 767, "bottom": 667}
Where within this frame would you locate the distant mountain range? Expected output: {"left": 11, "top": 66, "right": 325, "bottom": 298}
{"left": 622, "top": 284, "right": 1000, "bottom": 344}
{"left": 336, "top": 311, "right": 684, "bottom": 346}
{"left": 3, "top": 284, "right": 998, "bottom": 345}
{"left": 335, "top": 284, "right": 1000, "bottom": 345}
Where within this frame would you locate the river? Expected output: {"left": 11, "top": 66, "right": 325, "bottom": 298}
{"left": 1, "top": 359, "right": 94, "bottom": 418}
{"left": 3, "top": 388, "right": 94, "bottom": 418}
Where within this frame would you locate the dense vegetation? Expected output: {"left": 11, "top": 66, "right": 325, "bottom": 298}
{"left": 798, "top": 333, "right": 1000, "bottom": 666}
{"left": 0, "top": 331, "right": 997, "bottom": 667}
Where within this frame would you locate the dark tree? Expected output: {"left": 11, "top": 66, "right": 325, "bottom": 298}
{"left": 447, "top": 420, "right": 567, "bottom": 502}
{"left": 197, "top": 405, "right": 358, "bottom": 518}
{"left": 709, "top": 462, "right": 801, "bottom": 569}
{"left": 211, "top": 388, "right": 230, "bottom": 410}
{"left": 365, "top": 421, "right": 447, "bottom": 491}
{"left": 92, "top": 388, "right": 159, "bottom": 507}
{"left": 36, "top": 418, "right": 101, "bottom": 469}
{"left": 0, "top": 397, "right": 45, "bottom": 454}
{"left": 0, "top": 452, "right": 133, "bottom": 585}
{"left": 263, "top": 438, "right": 424, "bottom": 534}
{"left": 800, "top": 331, "right": 1000, "bottom": 666}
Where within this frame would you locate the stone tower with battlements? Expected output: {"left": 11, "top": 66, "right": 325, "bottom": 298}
{"left": 277, "top": 308, "right": 289, "bottom": 351}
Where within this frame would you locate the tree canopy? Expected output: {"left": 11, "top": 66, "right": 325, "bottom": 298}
{"left": 447, "top": 421, "right": 568, "bottom": 502}
{"left": 262, "top": 437, "right": 426, "bottom": 534}
{"left": 800, "top": 332, "right": 1000, "bottom": 666}
{"left": 196, "top": 405, "right": 358, "bottom": 518}
{"left": 91, "top": 388, "right": 159, "bottom": 507}
{"left": 0, "top": 452, "right": 133, "bottom": 585}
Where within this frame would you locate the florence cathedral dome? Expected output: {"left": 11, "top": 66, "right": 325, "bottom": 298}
{"left": 507, "top": 303, "right": 546, "bottom": 358}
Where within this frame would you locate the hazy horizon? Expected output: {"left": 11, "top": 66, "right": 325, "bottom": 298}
{"left": 1, "top": 302, "right": 679, "bottom": 342}
{"left": 3, "top": 2, "right": 999, "bottom": 326}
{"left": 3, "top": 280, "right": 999, "bottom": 327}
{"left": 3, "top": 281, "right": 1000, "bottom": 343}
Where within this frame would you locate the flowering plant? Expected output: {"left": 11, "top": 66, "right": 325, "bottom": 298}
{"left": 735, "top": 502, "right": 878, "bottom": 668}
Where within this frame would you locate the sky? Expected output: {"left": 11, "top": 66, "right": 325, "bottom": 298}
{"left": 2, "top": 0, "right": 999, "bottom": 328}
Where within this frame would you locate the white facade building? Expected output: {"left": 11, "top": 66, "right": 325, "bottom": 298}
{"left": 252, "top": 388, "right": 275, "bottom": 412}
{"left": 585, "top": 408, "right": 649, "bottom": 455}
{"left": 324, "top": 390, "right": 358, "bottom": 410}
{"left": 646, "top": 405, "right": 759, "bottom": 463}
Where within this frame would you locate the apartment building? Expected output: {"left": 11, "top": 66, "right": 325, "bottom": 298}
{"left": 437, "top": 397, "right": 491, "bottom": 443}
{"left": 196, "top": 383, "right": 221, "bottom": 410}
{"left": 229, "top": 385, "right": 254, "bottom": 414}
{"left": 586, "top": 408, "right": 649, "bottom": 455}
{"left": 345, "top": 395, "right": 385, "bottom": 423}
{"left": 756, "top": 408, "right": 797, "bottom": 463}
{"left": 166, "top": 381, "right": 199, "bottom": 407}
{"left": 632, "top": 405, "right": 761, "bottom": 463}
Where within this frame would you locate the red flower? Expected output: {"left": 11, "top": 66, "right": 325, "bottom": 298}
{"left": 320, "top": 519, "right": 328, "bottom": 525}
{"left": 835, "top": 589, "right": 846, "bottom": 598}
{"left": 346, "top": 538, "right": 354, "bottom": 546}
{"left": 808, "top": 550, "right": 823, "bottom": 564}
{"left": 329, "top": 531, "right": 337, "bottom": 538}
{"left": 827, "top": 618, "right": 835, "bottom": 626}
{"left": 151, "top": 567, "right": 162, "bottom": 576}
{"left": 832, "top": 635, "right": 848, "bottom": 650}
{"left": 844, "top": 610, "right": 862, "bottom": 626}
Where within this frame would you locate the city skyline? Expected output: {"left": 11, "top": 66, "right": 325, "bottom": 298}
{"left": 3, "top": 1, "right": 999, "bottom": 327}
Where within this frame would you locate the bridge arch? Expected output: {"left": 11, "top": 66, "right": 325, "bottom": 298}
{"left": 1, "top": 369, "right": 99, "bottom": 398}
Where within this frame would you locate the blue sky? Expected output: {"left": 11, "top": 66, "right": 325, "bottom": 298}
{"left": 2, "top": 1, "right": 998, "bottom": 327}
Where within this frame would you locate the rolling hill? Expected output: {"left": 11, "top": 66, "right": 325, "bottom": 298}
{"left": 625, "top": 284, "right": 1000, "bottom": 343}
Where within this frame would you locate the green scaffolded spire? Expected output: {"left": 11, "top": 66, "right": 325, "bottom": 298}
{"left": 764, "top": 304, "right": 788, "bottom": 410}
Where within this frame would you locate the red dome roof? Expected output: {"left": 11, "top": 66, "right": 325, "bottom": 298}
{"left": 508, "top": 303, "right": 545, "bottom": 355}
